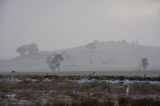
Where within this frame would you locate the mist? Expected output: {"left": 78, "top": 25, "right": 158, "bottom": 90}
{"left": 1, "top": 0, "right": 160, "bottom": 58}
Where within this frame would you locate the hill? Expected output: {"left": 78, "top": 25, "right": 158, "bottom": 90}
{"left": 0, "top": 41, "right": 160, "bottom": 72}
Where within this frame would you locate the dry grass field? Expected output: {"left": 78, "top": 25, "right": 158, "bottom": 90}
{"left": 0, "top": 71, "right": 160, "bottom": 106}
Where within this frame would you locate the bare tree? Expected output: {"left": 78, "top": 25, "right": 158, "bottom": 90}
{"left": 141, "top": 57, "right": 148, "bottom": 71}
{"left": 46, "top": 54, "right": 64, "bottom": 72}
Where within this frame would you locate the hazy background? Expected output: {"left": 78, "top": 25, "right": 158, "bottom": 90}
{"left": 0, "top": 0, "right": 160, "bottom": 59}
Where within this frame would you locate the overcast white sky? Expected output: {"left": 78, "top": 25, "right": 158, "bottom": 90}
{"left": 0, "top": 0, "right": 160, "bottom": 59}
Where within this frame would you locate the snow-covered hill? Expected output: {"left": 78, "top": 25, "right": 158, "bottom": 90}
{"left": 1, "top": 41, "right": 160, "bottom": 72}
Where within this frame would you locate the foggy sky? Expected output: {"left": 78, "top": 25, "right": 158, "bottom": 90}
{"left": 0, "top": 0, "right": 160, "bottom": 59}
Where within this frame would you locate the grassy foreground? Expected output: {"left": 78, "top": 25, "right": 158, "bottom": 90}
{"left": 0, "top": 74, "right": 160, "bottom": 106}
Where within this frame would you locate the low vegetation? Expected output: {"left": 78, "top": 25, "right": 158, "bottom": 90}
{"left": 0, "top": 75, "right": 160, "bottom": 106}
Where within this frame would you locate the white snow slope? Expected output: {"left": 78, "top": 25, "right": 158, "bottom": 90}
{"left": 0, "top": 41, "right": 160, "bottom": 72}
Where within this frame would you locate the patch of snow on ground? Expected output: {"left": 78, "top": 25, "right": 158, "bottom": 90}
{"left": 74, "top": 79, "right": 160, "bottom": 85}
